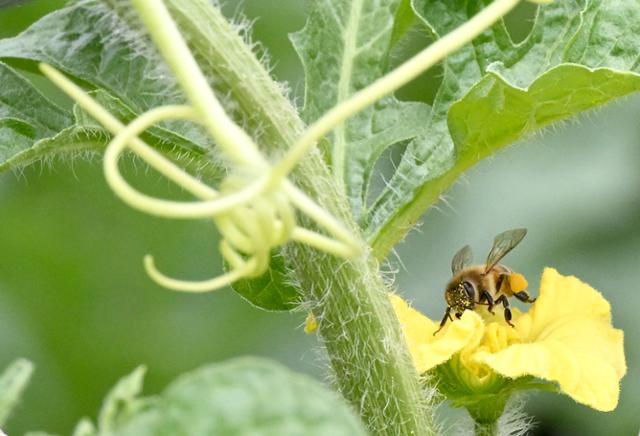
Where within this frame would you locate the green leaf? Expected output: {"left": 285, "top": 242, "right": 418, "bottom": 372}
{"left": 102, "top": 358, "right": 367, "bottom": 436}
{"left": 72, "top": 419, "right": 97, "bottom": 436}
{"left": 0, "top": 358, "right": 34, "bottom": 427}
{"left": 231, "top": 252, "right": 300, "bottom": 311}
{"left": 449, "top": 65, "right": 640, "bottom": 161}
{"left": 0, "top": 105, "right": 211, "bottom": 176}
{"left": 0, "top": 62, "right": 108, "bottom": 172}
{"left": 291, "top": 0, "right": 431, "bottom": 221}
{"left": 0, "top": 62, "right": 71, "bottom": 136}
{"left": 0, "top": 118, "right": 38, "bottom": 161}
{"left": 0, "top": 1, "right": 202, "bottom": 145}
{"left": 0, "top": 1, "right": 220, "bottom": 175}
{"left": 59, "top": 367, "right": 155, "bottom": 436}
{"left": 0, "top": 61, "right": 75, "bottom": 170}
{"left": 98, "top": 366, "right": 150, "bottom": 432}
{"left": 24, "top": 432, "right": 61, "bottom": 436}
{"left": 1, "top": 125, "right": 107, "bottom": 172}
{"left": 390, "top": 0, "right": 417, "bottom": 47}
{"left": 366, "top": 0, "right": 640, "bottom": 257}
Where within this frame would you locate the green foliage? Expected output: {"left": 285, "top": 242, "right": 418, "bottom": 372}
{"left": 0, "top": 0, "right": 640, "bottom": 434}
{"left": 0, "top": 1, "right": 199, "bottom": 142}
{"left": 70, "top": 359, "right": 366, "bottom": 436}
{"left": 24, "top": 432, "right": 61, "bottom": 436}
{"left": 366, "top": 0, "right": 640, "bottom": 256}
{"left": 0, "top": 1, "right": 217, "bottom": 173}
{"left": 0, "top": 359, "right": 33, "bottom": 427}
{"left": 72, "top": 420, "right": 97, "bottom": 436}
{"left": 290, "top": 0, "right": 431, "bottom": 221}
{"left": 1, "top": 0, "right": 639, "bottom": 302}
{"left": 0, "top": 57, "right": 208, "bottom": 172}
{"left": 449, "top": 66, "right": 640, "bottom": 163}
{"left": 231, "top": 253, "right": 300, "bottom": 311}
{"left": 0, "top": 61, "right": 77, "bottom": 170}
{"left": 273, "top": 0, "right": 640, "bottom": 259}
{"left": 250, "top": 0, "right": 640, "bottom": 305}
{"left": 390, "top": 0, "right": 417, "bottom": 48}
{"left": 97, "top": 366, "right": 150, "bottom": 433}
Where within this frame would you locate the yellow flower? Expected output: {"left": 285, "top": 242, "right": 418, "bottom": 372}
{"left": 391, "top": 268, "right": 626, "bottom": 412}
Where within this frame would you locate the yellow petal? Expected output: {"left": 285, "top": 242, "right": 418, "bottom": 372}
{"left": 474, "top": 268, "right": 626, "bottom": 411}
{"left": 390, "top": 294, "right": 484, "bottom": 373}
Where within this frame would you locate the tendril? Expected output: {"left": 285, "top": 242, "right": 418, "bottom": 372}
{"left": 40, "top": 65, "right": 361, "bottom": 293}
{"left": 39, "top": 0, "right": 364, "bottom": 293}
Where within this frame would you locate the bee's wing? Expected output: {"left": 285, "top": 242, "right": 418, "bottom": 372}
{"left": 451, "top": 245, "right": 473, "bottom": 274}
{"left": 485, "top": 228, "right": 527, "bottom": 272}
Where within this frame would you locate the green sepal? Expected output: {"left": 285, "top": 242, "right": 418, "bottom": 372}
{"left": 434, "top": 358, "right": 558, "bottom": 424}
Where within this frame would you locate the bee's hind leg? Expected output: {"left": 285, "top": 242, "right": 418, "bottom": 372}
{"left": 495, "top": 295, "right": 514, "bottom": 327}
{"left": 514, "top": 290, "right": 536, "bottom": 303}
{"left": 433, "top": 307, "right": 453, "bottom": 336}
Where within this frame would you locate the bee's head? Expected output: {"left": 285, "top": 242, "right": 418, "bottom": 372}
{"left": 445, "top": 280, "right": 476, "bottom": 314}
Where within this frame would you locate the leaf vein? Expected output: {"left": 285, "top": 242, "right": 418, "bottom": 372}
{"left": 333, "top": 0, "right": 363, "bottom": 187}
{"left": 354, "top": 24, "right": 393, "bottom": 56}
{"left": 324, "top": 0, "right": 346, "bottom": 32}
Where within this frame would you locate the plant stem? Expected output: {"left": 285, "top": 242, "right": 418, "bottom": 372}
{"left": 163, "top": 1, "right": 436, "bottom": 434}
{"left": 474, "top": 420, "right": 498, "bottom": 436}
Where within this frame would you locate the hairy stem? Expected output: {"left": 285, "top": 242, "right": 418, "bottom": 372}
{"left": 474, "top": 421, "right": 498, "bottom": 436}
{"left": 163, "top": 0, "right": 436, "bottom": 434}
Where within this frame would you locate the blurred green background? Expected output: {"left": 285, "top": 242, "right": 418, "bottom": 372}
{"left": 0, "top": 1, "right": 638, "bottom": 435}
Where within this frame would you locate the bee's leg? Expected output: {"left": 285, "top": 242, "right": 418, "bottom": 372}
{"left": 514, "top": 290, "right": 536, "bottom": 303}
{"left": 480, "top": 290, "right": 495, "bottom": 314}
{"left": 433, "top": 307, "right": 453, "bottom": 335}
{"left": 495, "top": 295, "right": 515, "bottom": 327}
{"left": 495, "top": 274, "right": 506, "bottom": 293}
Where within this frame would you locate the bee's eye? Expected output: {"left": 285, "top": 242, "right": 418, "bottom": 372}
{"left": 462, "top": 281, "right": 475, "bottom": 299}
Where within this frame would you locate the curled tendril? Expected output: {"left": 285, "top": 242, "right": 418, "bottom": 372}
{"left": 103, "top": 104, "right": 269, "bottom": 220}
{"left": 39, "top": 65, "right": 361, "bottom": 293}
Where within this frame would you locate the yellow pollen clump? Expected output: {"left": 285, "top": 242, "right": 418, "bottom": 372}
{"left": 304, "top": 313, "right": 319, "bottom": 334}
{"left": 509, "top": 272, "right": 528, "bottom": 292}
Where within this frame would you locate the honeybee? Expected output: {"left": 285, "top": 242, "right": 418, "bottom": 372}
{"left": 434, "top": 228, "right": 536, "bottom": 335}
